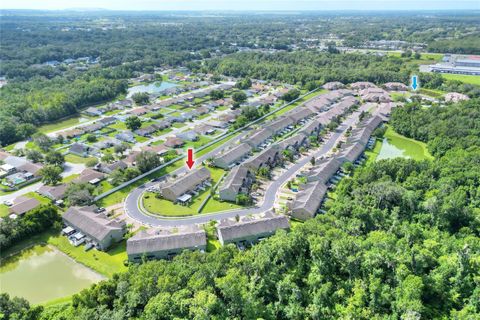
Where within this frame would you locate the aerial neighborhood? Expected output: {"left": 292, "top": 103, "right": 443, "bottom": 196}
{"left": 0, "top": 73, "right": 425, "bottom": 259}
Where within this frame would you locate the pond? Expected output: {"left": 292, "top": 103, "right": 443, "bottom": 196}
{"left": 377, "top": 127, "right": 432, "bottom": 161}
{"left": 0, "top": 245, "right": 104, "bottom": 304}
{"left": 127, "top": 81, "right": 178, "bottom": 98}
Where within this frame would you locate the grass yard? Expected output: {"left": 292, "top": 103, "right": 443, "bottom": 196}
{"left": 377, "top": 126, "right": 433, "bottom": 161}
{"left": 0, "top": 204, "right": 10, "bottom": 217}
{"left": 65, "top": 154, "right": 94, "bottom": 164}
{"left": 62, "top": 174, "right": 80, "bottom": 183}
{"left": 37, "top": 116, "right": 92, "bottom": 134}
{"left": 364, "top": 138, "right": 383, "bottom": 166}
{"left": 142, "top": 166, "right": 226, "bottom": 217}
{"left": 419, "top": 88, "right": 445, "bottom": 98}
{"left": 441, "top": 74, "right": 480, "bottom": 86}
{"left": 97, "top": 132, "right": 242, "bottom": 207}
{"left": 172, "top": 122, "right": 186, "bottom": 128}
{"left": 189, "top": 136, "right": 213, "bottom": 149}
{"left": 201, "top": 198, "right": 243, "bottom": 213}
{"left": 109, "top": 122, "right": 127, "bottom": 131}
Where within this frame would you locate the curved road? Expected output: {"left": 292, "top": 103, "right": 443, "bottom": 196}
{"left": 124, "top": 105, "right": 370, "bottom": 227}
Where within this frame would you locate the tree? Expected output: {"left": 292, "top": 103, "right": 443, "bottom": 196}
{"left": 85, "top": 157, "right": 99, "bottom": 167}
{"left": 44, "top": 151, "right": 65, "bottom": 166}
{"left": 65, "top": 183, "right": 95, "bottom": 206}
{"left": 25, "top": 149, "right": 43, "bottom": 163}
{"left": 257, "top": 167, "right": 271, "bottom": 179}
{"left": 32, "top": 133, "right": 53, "bottom": 152}
{"left": 125, "top": 116, "right": 142, "bottom": 131}
{"left": 39, "top": 165, "right": 62, "bottom": 185}
{"left": 281, "top": 89, "right": 300, "bottom": 102}
{"left": 235, "top": 78, "right": 252, "bottom": 89}
{"left": 132, "top": 92, "right": 150, "bottom": 105}
{"left": 114, "top": 143, "right": 129, "bottom": 155}
{"left": 232, "top": 91, "right": 247, "bottom": 103}
{"left": 135, "top": 151, "right": 161, "bottom": 173}
{"left": 101, "top": 153, "right": 115, "bottom": 163}
{"left": 86, "top": 134, "right": 97, "bottom": 143}
{"left": 236, "top": 193, "right": 251, "bottom": 205}
{"left": 210, "top": 89, "right": 224, "bottom": 100}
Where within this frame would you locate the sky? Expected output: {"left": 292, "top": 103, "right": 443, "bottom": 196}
{"left": 1, "top": 0, "right": 479, "bottom": 11}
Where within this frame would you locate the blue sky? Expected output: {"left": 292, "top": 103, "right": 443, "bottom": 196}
{"left": 1, "top": 0, "right": 479, "bottom": 11}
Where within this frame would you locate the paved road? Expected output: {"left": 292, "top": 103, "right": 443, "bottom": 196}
{"left": 124, "top": 104, "right": 371, "bottom": 227}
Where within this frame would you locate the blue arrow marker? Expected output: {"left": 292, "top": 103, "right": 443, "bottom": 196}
{"left": 411, "top": 75, "right": 419, "bottom": 91}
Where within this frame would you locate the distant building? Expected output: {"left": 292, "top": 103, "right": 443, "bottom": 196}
{"left": 444, "top": 92, "right": 470, "bottom": 103}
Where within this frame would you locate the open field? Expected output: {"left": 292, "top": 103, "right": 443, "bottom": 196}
{"left": 37, "top": 116, "right": 94, "bottom": 134}
{"left": 441, "top": 74, "right": 480, "bottom": 85}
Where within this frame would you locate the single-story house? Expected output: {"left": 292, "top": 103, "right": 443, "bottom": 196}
{"left": 75, "top": 168, "right": 105, "bottom": 185}
{"left": 217, "top": 211, "right": 290, "bottom": 246}
{"left": 127, "top": 226, "right": 207, "bottom": 261}
{"left": 289, "top": 181, "right": 328, "bottom": 221}
{"left": 160, "top": 167, "right": 211, "bottom": 202}
{"left": 213, "top": 143, "right": 252, "bottom": 169}
{"left": 218, "top": 165, "right": 255, "bottom": 202}
{"left": 63, "top": 206, "right": 126, "bottom": 251}
{"left": 9, "top": 196, "right": 41, "bottom": 216}
{"left": 38, "top": 183, "right": 68, "bottom": 201}
{"left": 164, "top": 137, "right": 184, "bottom": 148}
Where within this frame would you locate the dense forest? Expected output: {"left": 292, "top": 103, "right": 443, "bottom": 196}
{"left": 5, "top": 99, "right": 478, "bottom": 319}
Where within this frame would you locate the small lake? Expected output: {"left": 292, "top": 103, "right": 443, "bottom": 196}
{"left": 127, "top": 81, "right": 178, "bottom": 98}
{"left": 377, "top": 133, "right": 431, "bottom": 161}
{"left": 0, "top": 245, "right": 104, "bottom": 304}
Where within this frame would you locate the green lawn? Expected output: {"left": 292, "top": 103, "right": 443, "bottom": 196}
{"left": 419, "top": 88, "right": 445, "bottom": 98}
{"left": 172, "top": 122, "right": 186, "bottom": 128}
{"left": 37, "top": 116, "right": 93, "bottom": 134}
{"left": 441, "top": 74, "right": 480, "bottom": 86}
{"left": 65, "top": 154, "right": 94, "bottom": 164}
{"left": 189, "top": 136, "right": 213, "bottom": 149}
{"left": 377, "top": 126, "right": 434, "bottom": 161}
{"left": 364, "top": 138, "right": 383, "bottom": 165}
{"left": 202, "top": 198, "right": 243, "bottom": 213}
{"left": 142, "top": 166, "right": 226, "bottom": 217}
{"left": 0, "top": 204, "right": 10, "bottom": 217}
{"left": 62, "top": 174, "right": 80, "bottom": 183}
{"left": 109, "top": 122, "right": 127, "bottom": 131}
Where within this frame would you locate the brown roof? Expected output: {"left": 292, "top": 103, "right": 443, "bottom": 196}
{"left": 10, "top": 197, "right": 41, "bottom": 215}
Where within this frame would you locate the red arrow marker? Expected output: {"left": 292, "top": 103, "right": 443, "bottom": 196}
{"left": 186, "top": 148, "right": 195, "bottom": 170}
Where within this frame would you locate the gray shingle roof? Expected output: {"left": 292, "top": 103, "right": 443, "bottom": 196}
{"left": 63, "top": 206, "right": 126, "bottom": 242}
{"left": 215, "top": 143, "right": 252, "bottom": 167}
{"left": 217, "top": 213, "right": 290, "bottom": 242}
{"left": 291, "top": 181, "right": 327, "bottom": 218}
{"left": 161, "top": 167, "right": 211, "bottom": 198}
{"left": 127, "top": 227, "right": 206, "bottom": 255}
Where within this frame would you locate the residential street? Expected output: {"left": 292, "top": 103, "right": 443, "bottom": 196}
{"left": 124, "top": 103, "right": 372, "bottom": 227}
